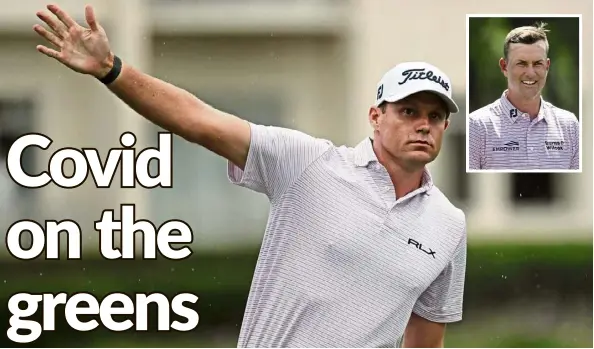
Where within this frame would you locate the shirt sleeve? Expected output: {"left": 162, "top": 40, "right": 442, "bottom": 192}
{"left": 227, "top": 122, "right": 333, "bottom": 201}
{"left": 468, "top": 116, "right": 484, "bottom": 170}
{"left": 569, "top": 117, "right": 580, "bottom": 170}
{"left": 412, "top": 228, "right": 467, "bottom": 323}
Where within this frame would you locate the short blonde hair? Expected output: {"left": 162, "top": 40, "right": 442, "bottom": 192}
{"left": 503, "top": 22, "right": 550, "bottom": 61}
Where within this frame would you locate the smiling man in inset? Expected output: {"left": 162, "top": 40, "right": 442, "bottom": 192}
{"left": 468, "top": 22, "right": 579, "bottom": 171}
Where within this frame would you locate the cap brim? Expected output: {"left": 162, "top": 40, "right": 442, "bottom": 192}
{"left": 380, "top": 90, "right": 459, "bottom": 114}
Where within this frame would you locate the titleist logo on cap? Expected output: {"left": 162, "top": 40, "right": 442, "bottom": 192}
{"left": 398, "top": 68, "right": 450, "bottom": 92}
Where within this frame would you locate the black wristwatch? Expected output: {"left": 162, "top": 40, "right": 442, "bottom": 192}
{"left": 98, "top": 55, "right": 122, "bottom": 85}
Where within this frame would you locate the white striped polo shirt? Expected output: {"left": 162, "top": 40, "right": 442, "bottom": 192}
{"left": 227, "top": 122, "right": 467, "bottom": 347}
{"left": 468, "top": 91, "right": 580, "bottom": 170}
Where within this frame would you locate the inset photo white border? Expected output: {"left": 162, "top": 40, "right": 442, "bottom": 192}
{"left": 465, "top": 14, "right": 582, "bottom": 174}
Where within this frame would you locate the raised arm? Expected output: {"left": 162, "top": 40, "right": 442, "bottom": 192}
{"left": 33, "top": 4, "right": 251, "bottom": 169}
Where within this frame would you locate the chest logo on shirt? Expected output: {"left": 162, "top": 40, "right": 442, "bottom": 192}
{"left": 407, "top": 238, "right": 436, "bottom": 259}
{"left": 545, "top": 141, "right": 564, "bottom": 150}
{"left": 492, "top": 141, "right": 520, "bottom": 152}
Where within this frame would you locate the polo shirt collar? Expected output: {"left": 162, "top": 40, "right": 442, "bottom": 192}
{"left": 354, "top": 137, "right": 378, "bottom": 167}
{"left": 353, "top": 137, "right": 434, "bottom": 193}
{"left": 500, "top": 90, "right": 551, "bottom": 124}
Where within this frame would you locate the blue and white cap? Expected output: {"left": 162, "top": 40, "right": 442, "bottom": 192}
{"left": 375, "top": 61, "right": 459, "bottom": 114}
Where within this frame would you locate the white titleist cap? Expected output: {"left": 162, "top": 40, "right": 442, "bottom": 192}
{"left": 375, "top": 61, "right": 459, "bottom": 114}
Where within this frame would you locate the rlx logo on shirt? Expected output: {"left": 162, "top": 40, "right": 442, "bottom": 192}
{"left": 407, "top": 238, "right": 436, "bottom": 259}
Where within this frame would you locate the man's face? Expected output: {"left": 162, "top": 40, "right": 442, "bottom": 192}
{"left": 500, "top": 40, "right": 550, "bottom": 100}
{"left": 368, "top": 91, "right": 450, "bottom": 170}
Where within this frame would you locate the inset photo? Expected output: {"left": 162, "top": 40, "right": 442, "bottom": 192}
{"left": 466, "top": 15, "right": 581, "bottom": 172}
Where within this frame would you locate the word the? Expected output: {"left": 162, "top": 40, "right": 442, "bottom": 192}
{"left": 7, "top": 132, "right": 172, "bottom": 189}
{"left": 7, "top": 292, "right": 199, "bottom": 344}
{"left": 96, "top": 204, "right": 193, "bottom": 260}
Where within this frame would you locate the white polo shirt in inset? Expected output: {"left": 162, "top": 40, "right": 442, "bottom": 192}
{"left": 468, "top": 91, "right": 580, "bottom": 170}
{"left": 227, "top": 123, "right": 467, "bottom": 348}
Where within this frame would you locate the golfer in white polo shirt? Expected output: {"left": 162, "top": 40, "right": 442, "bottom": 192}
{"left": 34, "top": 4, "right": 467, "bottom": 347}
{"left": 468, "top": 22, "right": 580, "bottom": 171}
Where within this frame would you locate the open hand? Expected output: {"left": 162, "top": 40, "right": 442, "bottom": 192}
{"left": 33, "top": 4, "right": 114, "bottom": 78}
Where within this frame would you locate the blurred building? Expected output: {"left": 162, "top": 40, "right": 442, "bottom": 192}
{"left": 0, "top": 0, "right": 591, "bottom": 253}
